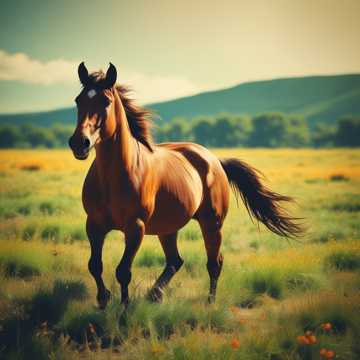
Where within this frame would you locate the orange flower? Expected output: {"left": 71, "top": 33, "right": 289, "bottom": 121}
{"left": 320, "top": 349, "right": 335, "bottom": 359}
{"left": 320, "top": 348, "right": 328, "bottom": 357}
{"left": 297, "top": 335, "right": 310, "bottom": 345}
{"left": 231, "top": 338, "right": 240, "bottom": 349}
{"left": 321, "top": 322, "right": 332, "bottom": 331}
{"left": 307, "top": 335, "right": 317, "bottom": 344}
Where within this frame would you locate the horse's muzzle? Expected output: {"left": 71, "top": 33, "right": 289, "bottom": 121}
{"left": 68, "top": 135, "right": 91, "bottom": 160}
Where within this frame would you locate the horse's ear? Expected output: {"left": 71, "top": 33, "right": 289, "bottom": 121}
{"left": 78, "top": 62, "right": 89, "bottom": 85}
{"left": 104, "top": 63, "right": 117, "bottom": 88}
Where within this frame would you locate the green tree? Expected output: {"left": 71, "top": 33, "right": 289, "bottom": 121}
{"left": 21, "top": 124, "right": 56, "bottom": 148}
{"left": 249, "top": 113, "right": 287, "bottom": 147}
{"left": 282, "top": 115, "right": 310, "bottom": 147}
{"left": 249, "top": 113, "right": 309, "bottom": 147}
{"left": 231, "top": 115, "right": 253, "bottom": 146}
{"left": 154, "top": 126, "right": 168, "bottom": 143}
{"left": 335, "top": 116, "right": 360, "bottom": 147}
{"left": 163, "top": 117, "right": 190, "bottom": 142}
{"left": 192, "top": 117, "right": 214, "bottom": 146}
{"left": 312, "top": 123, "right": 336, "bottom": 147}
{"left": 51, "top": 124, "right": 73, "bottom": 147}
{"left": 212, "top": 115, "right": 237, "bottom": 147}
{"left": 0, "top": 125, "right": 22, "bottom": 148}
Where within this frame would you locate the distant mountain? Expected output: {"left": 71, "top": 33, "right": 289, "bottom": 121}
{"left": 0, "top": 107, "right": 77, "bottom": 127}
{"left": 1, "top": 74, "right": 360, "bottom": 127}
{"left": 148, "top": 74, "right": 360, "bottom": 127}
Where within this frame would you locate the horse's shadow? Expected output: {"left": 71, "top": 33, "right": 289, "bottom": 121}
{"left": 0, "top": 279, "right": 88, "bottom": 354}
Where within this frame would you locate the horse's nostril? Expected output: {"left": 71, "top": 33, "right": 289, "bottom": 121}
{"left": 83, "top": 137, "right": 91, "bottom": 149}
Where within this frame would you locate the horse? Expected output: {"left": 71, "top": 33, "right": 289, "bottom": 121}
{"left": 68, "top": 62, "right": 303, "bottom": 308}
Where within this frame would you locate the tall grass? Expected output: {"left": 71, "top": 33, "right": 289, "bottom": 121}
{"left": 0, "top": 149, "right": 360, "bottom": 359}
{"left": 0, "top": 250, "right": 52, "bottom": 278}
{"left": 325, "top": 251, "right": 360, "bottom": 271}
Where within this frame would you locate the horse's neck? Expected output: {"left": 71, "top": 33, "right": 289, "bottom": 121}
{"left": 95, "top": 95, "right": 139, "bottom": 187}
{"left": 114, "top": 97, "right": 137, "bottom": 169}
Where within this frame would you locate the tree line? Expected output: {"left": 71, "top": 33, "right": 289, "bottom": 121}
{"left": 155, "top": 113, "right": 359, "bottom": 148}
{"left": 0, "top": 113, "right": 359, "bottom": 148}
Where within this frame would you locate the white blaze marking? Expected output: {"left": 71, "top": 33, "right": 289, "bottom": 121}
{"left": 87, "top": 89, "right": 97, "bottom": 98}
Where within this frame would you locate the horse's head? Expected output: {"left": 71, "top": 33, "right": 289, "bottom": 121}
{"left": 69, "top": 62, "right": 118, "bottom": 160}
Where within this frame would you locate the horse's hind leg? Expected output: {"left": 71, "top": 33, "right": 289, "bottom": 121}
{"left": 86, "top": 218, "right": 111, "bottom": 309}
{"left": 198, "top": 219, "right": 223, "bottom": 303}
{"left": 147, "top": 232, "right": 184, "bottom": 302}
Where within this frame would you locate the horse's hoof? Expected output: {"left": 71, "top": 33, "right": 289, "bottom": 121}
{"left": 147, "top": 287, "right": 163, "bottom": 303}
{"left": 97, "top": 289, "right": 111, "bottom": 310}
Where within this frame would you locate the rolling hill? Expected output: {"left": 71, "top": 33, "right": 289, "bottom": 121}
{"left": 1, "top": 74, "right": 359, "bottom": 127}
{"left": 148, "top": 74, "right": 360, "bottom": 126}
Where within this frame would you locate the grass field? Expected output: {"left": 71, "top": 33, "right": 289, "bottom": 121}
{"left": 0, "top": 148, "right": 359, "bottom": 360}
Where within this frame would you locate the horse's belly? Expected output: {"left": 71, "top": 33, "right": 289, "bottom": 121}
{"left": 145, "top": 182, "right": 202, "bottom": 235}
{"left": 145, "top": 197, "right": 193, "bottom": 235}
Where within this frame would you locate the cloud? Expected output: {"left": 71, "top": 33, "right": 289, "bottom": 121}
{"left": 120, "top": 71, "right": 204, "bottom": 104}
{"left": 0, "top": 50, "right": 78, "bottom": 85}
{"left": 0, "top": 50, "right": 204, "bottom": 104}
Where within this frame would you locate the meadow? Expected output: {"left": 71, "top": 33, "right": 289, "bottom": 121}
{"left": 0, "top": 148, "right": 359, "bottom": 360}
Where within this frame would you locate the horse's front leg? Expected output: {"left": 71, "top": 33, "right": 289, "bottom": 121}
{"left": 86, "top": 217, "right": 111, "bottom": 309}
{"left": 116, "top": 219, "right": 145, "bottom": 305}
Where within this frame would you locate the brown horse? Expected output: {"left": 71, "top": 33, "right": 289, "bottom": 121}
{"left": 69, "top": 62, "right": 303, "bottom": 308}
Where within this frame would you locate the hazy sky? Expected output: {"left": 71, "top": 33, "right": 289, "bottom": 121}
{"left": 0, "top": 0, "right": 359, "bottom": 113}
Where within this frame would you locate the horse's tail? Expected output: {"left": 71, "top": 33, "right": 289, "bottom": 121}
{"left": 220, "top": 158, "right": 304, "bottom": 238}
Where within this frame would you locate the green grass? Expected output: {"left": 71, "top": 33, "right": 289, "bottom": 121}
{"left": 60, "top": 305, "right": 106, "bottom": 344}
{"left": 5, "top": 335, "right": 75, "bottom": 360}
{"left": 179, "top": 224, "right": 202, "bottom": 242}
{"left": 41, "top": 224, "right": 61, "bottom": 242}
{"left": 325, "top": 251, "right": 360, "bottom": 271}
{"left": 243, "top": 269, "right": 284, "bottom": 299}
{"left": 0, "top": 148, "right": 359, "bottom": 359}
{"left": 285, "top": 271, "right": 321, "bottom": 291}
{"left": 0, "top": 250, "right": 52, "bottom": 278}
{"left": 182, "top": 251, "right": 203, "bottom": 274}
{"left": 115, "top": 299, "right": 232, "bottom": 340}
{"left": 135, "top": 248, "right": 164, "bottom": 268}
{"left": 39, "top": 201, "right": 57, "bottom": 215}
{"left": 329, "top": 194, "right": 360, "bottom": 213}
{"left": 22, "top": 224, "right": 37, "bottom": 241}
{"left": 69, "top": 226, "right": 87, "bottom": 242}
{"left": 0, "top": 279, "right": 88, "bottom": 356}
{"left": 329, "top": 174, "right": 350, "bottom": 182}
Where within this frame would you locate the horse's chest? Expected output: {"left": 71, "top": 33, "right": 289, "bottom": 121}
{"left": 83, "top": 181, "right": 140, "bottom": 231}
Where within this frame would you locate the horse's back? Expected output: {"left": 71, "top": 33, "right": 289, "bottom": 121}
{"left": 157, "top": 142, "right": 219, "bottom": 171}
{"left": 157, "top": 142, "right": 227, "bottom": 188}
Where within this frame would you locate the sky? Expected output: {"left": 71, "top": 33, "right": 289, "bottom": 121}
{"left": 0, "top": 0, "right": 359, "bottom": 113}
